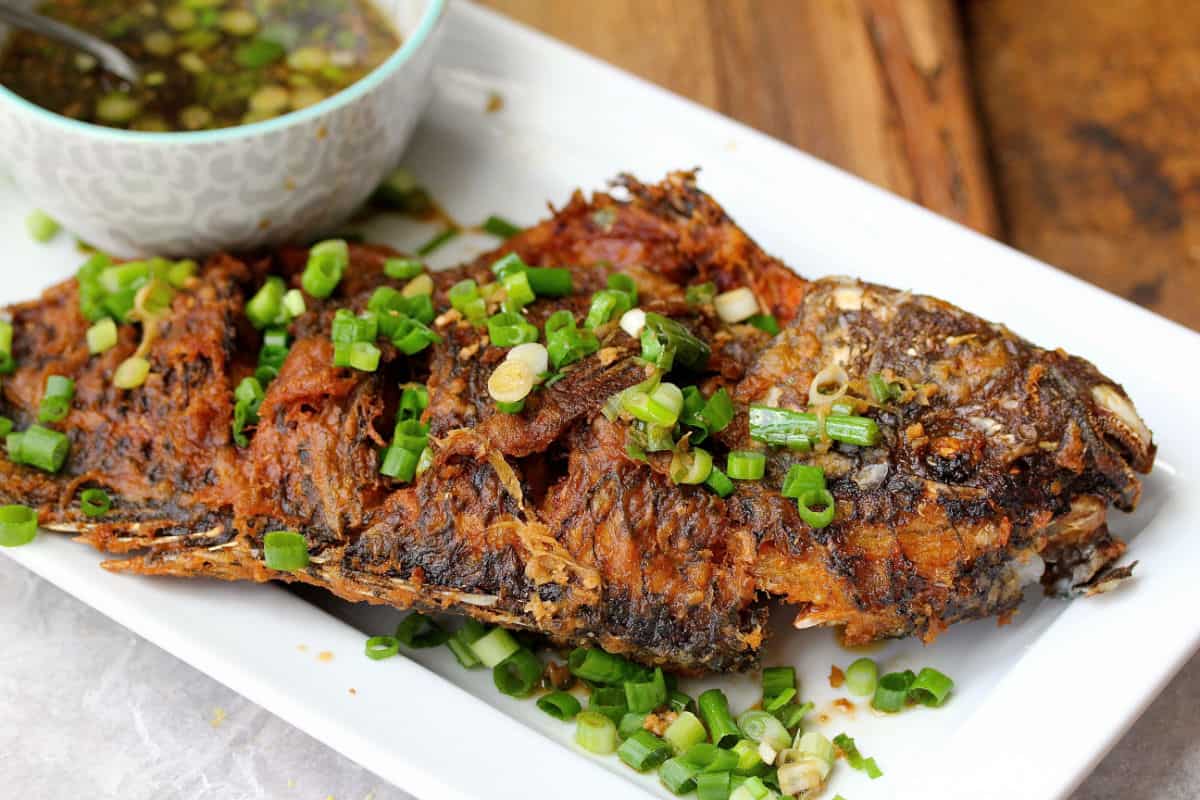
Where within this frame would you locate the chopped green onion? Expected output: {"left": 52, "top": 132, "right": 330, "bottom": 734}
{"left": 737, "top": 710, "right": 790, "bottom": 752}
{"left": 584, "top": 289, "right": 632, "bottom": 329}
{"left": 0, "top": 504, "right": 37, "bottom": 547}
{"left": 302, "top": 239, "right": 348, "bottom": 298}
{"left": 0, "top": 320, "right": 14, "bottom": 374}
{"left": 568, "top": 647, "right": 643, "bottom": 684}
{"left": 398, "top": 384, "right": 429, "bottom": 421}
{"left": 619, "top": 711, "right": 649, "bottom": 739}
{"left": 826, "top": 415, "right": 881, "bottom": 446}
{"left": 447, "top": 619, "right": 485, "bottom": 668}
{"left": 684, "top": 743, "right": 739, "bottom": 773}
{"left": 660, "top": 757, "right": 702, "bottom": 795}
{"left": 729, "top": 776, "right": 777, "bottom": 800}
{"left": 526, "top": 267, "right": 573, "bottom": 297}
{"left": 589, "top": 686, "right": 629, "bottom": 724}
{"left": 731, "top": 740, "right": 764, "bottom": 775}
{"left": 797, "top": 488, "right": 836, "bottom": 529}
{"left": 714, "top": 287, "right": 760, "bottom": 323}
{"left": 575, "top": 710, "right": 618, "bottom": 755}
{"left": 80, "top": 488, "right": 111, "bottom": 517}
{"left": 619, "top": 729, "right": 673, "bottom": 772}
{"left": 663, "top": 710, "right": 708, "bottom": 755}
{"left": 371, "top": 167, "right": 431, "bottom": 213}
{"left": 501, "top": 270, "right": 535, "bottom": 311}
{"left": 331, "top": 308, "right": 375, "bottom": 343}
{"left": 833, "top": 732, "right": 882, "bottom": 779}
{"left": 395, "top": 613, "right": 451, "bottom": 648}
{"left": 26, "top": 209, "right": 60, "bottom": 243}
{"left": 845, "top": 657, "right": 878, "bottom": 697}
{"left": 0, "top": 417, "right": 11, "bottom": 438}
{"left": 699, "top": 388, "right": 734, "bottom": 434}
{"left": 490, "top": 252, "right": 525, "bottom": 279}
{"left": 483, "top": 215, "right": 523, "bottom": 239}
{"left": 641, "top": 313, "right": 711, "bottom": 370}
{"left": 282, "top": 288, "right": 306, "bottom": 319}
{"left": 772, "top": 700, "right": 813, "bottom": 731}
{"left": 762, "top": 666, "right": 795, "bottom": 706}
{"left": 622, "top": 382, "right": 684, "bottom": 427}
{"left": 696, "top": 689, "right": 740, "bottom": 748}
{"left": 625, "top": 667, "right": 668, "bottom": 713}
{"left": 364, "top": 635, "right": 400, "bottom": 661}
{"left": 11, "top": 425, "right": 69, "bottom": 473}
{"left": 668, "top": 690, "right": 694, "bottom": 713}
{"left": 706, "top": 467, "right": 734, "bottom": 498}
{"left": 487, "top": 312, "right": 539, "bottom": 347}
{"left": 114, "top": 356, "right": 150, "bottom": 389}
{"left": 470, "top": 627, "right": 520, "bottom": 668}
{"left": 402, "top": 273, "right": 434, "bottom": 298}
{"left": 415, "top": 446, "right": 434, "bottom": 476}
{"left": 263, "top": 530, "right": 309, "bottom": 571}
{"left": 781, "top": 465, "right": 824, "bottom": 498}
{"left": 333, "top": 341, "right": 381, "bottom": 372}
{"left": 245, "top": 276, "right": 286, "bottom": 329}
{"left": 748, "top": 405, "right": 880, "bottom": 447}
{"left": 38, "top": 375, "right": 75, "bottom": 423}
{"left": 494, "top": 399, "right": 524, "bottom": 414}
{"left": 416, "top": 227, "right": 460, "bottom": 256}
{"left": 493, "top": 648, "right": 542, "bottom": 697}
{"left": 872, "top": 669, "right": 916, "bottom": 713}
{"left": 607, "top": 273, "right": 638, "bottom": 304}
{"left": 538, "top": 691, "right": 582, "bottom": 721}
{"left": 908, "top": 667, "right": 954, "bottom": 707}
{"left": 546, "top": 325, "right": 599, "bottom": 369}
{"left": 86, "top": 318, "right": 118, "bottom": 354}
{"left": 384, "top": 258, "right": 424, "bottom": 280}
{"left": 763, "top": 689, "right": 795, "bottom": 712}
{"left": 746, "top": 314, "right": 780, "bottom": 335}
{"left": 727, "top": 451, "right": 765, "bottom": 481}
{"left": 670, "top": 447, "right": 714, "bottom": 485}
{"left": 685, "top": 282, "right": 716, "bottom": 306}
{"left": 696, "top": 771, "right": 732, "bottom": 800}
{"left": 390, "top": 317, "right": 440, "bottom": 355}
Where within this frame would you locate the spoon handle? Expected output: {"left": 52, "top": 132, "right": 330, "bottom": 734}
{"left": 0, "top": 4, "right": 140, "bottom": 83}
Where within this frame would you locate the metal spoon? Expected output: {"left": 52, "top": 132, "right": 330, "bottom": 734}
{"left": 0, "top": 4, "right": 140, "bottom": 83}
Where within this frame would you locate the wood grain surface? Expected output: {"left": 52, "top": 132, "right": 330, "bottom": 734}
{"left": 481, "top": 0, "right": 1200, "bottom": 331}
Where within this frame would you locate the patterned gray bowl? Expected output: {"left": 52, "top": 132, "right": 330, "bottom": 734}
{"left": 0, "top": 0, "right": 445, "bottom": 258}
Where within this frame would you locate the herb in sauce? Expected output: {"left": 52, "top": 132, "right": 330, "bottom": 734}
{"left": 0, "top": 0, "right": 402, "bottom": 131}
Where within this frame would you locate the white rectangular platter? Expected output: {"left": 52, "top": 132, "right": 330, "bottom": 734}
{"left": 3, "top": 3, "right": 1199, "bottom": 799}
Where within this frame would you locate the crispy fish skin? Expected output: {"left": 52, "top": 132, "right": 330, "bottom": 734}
{"left": 0, "top": 172, "right": 1154, "bottom": 672}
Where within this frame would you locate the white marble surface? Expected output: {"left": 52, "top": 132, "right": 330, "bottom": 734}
{"left": 0, "top": 555, "right": 1193, "bottom": 799}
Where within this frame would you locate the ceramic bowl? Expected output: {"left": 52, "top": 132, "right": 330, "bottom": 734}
{"left": 0, "top": 0, "right": 445, "bottom": 258}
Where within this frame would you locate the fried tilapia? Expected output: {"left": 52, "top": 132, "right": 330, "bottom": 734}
{"left": 0, "top": 173, "right": 1154, "bottom": 672}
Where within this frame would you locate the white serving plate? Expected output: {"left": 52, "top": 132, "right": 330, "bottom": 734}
{"left": 2, "top": 3, "right": 1198, "bottom": 799}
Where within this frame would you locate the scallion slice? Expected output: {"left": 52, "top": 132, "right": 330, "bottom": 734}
{"left": 781, "top": 464, "right": 825, "bottom": 499}
{"left": 501, "top": 270, "right": 535, "bottom": 311}
{"left": 726, "top": 451, "right": 765, "bottom": 481}
{"left": 761, "top": 666, "right": 795, "bottom": 708}
{"left": 685, "top": 282, "right": 716, "bottom": 306}
{"left": 546, "top": 324, "right": 599, "bottom": 369}
{"left": 584, "top": 289, "right": 632, "bottom": 329}
{"left": 908, "top": 667, "right": 954, "bottom": 707}
{"left": 748, "top": 405, "right": 880, "bottom": 447}
{"left": 714, "top": 287, "right": 760, "bottom": 323}
{"left": 447, "top": 619, "right": 485, "bottom": 668}
{"left": 364, "top": 635, "right": 400, "bottom": 661}
{"left": 0, "top": 504, "right": 37, "bottom": 547}
{"left": 731, "top": 740, "right": 764, "bottom": 775}
{"left": 538, "top": 691, "right": 582, "bottom": 721}
{"left": 669, "top": 690, "right": 694, "bottom": 713}
{"left": 568, "top": 647, "right": 643, "bottom": 685}
{"left": 13, "top": 425, "right": 69, "bottom": 473}
{"left": 302, "top": 239, "right": 348, "bottom": 298}
{"left": 589, "top": 686, "right": 629, "bottom": 724}
{"left": 705, "top": 467, "right": 734, "bottom": 498}
{"left": 772, "top": 700, "right": 812, "bottom": 731}
{"left": 728, "top": 776, "right": 776, "bottom": 800}
{"left": 619, "top": 711, "right": 649, "bottom": 739}
{"left": 833, "top": 732, "right": 882, "bottom": 779}
{"left": 416, "top": 227, "right": 459, "bottom": 256}
{"left": 736, "top": 710, "right": 790, "bottom": 752}
{"left": 684, "top": 743, "right": 739, "bottom": 774}
{"left": 80, "top": 488, "right": 111, "bottom": 517}
{"left": 86, "top": 318, "right": 118, "bottom": 355}
{"left": 697, "top": 689, "right": 741, "bottom": 748}
{"left": 470, "top": 627, "right": 520, "bottom": 668}
{"left": 663, "top": 710, "right": 708, "bottom": 755}
{"left": 696, "top": 771, "right": 732, "bottom": 800}
{"left": 659, "top": 757, "right": 702, "bottom": 795}
{"left": 246, "top": 276, "right": 286, "bottom": 329}
{"left": 263, "top": 530, "right": 309, "bottom": 571}
{"left": 746, "top": 314, "right": 780, "bottom": 335}
{"left": 0, "top": 320, "right": 14, "bottom": 374}
{"left": 619, "top": 729, "right": 673, "bottom": 772}
{"left": 487, "top": 312, "right": 539, "bottom": 347}
{"left": 625, "top": 667, "right": 668, "bottom": 713}
{"left": 872, "top": 669, "right": 916, "bottom": 712}
{"left": 797, "top": 488, "right": 836, "bottom": 529}
{"left": 670, "top": 447, "right": 714, "bottom": 485}
{"left": 526, "top": 267, "right": 573, "bottom": 297}
{"left": 575, "top": 710, "right": 618, "bottom": 755}
{"left": 38, "top": 375, "right": 75, "bottom": 423}
{"left": 845, "top": 657, "right": 878, "bottom": 697}
{"left": 395, "top": 612, "right": 451, "bottom": 648}
{"left": 26, "top": 209, "right": 60, "bottom": 243}
{"left": 483, "top": 215, "right": 523, "bottom": 239}
{"left": 384, "top": 257, "right": 424, "bottom": 280}
{"left": 493, "top": 648, "right": 542, "bottom": 697}
{"left": 641, "top": 313, "right": 710, "bottom": 370}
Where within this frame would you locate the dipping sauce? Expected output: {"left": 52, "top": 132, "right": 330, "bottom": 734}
{"left": 0, "top": 0, "right": 401, "bottom": 131}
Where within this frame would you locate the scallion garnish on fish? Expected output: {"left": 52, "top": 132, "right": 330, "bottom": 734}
{"left": 0, "top": 504, "right": 38, "bottom": 547}
{"left": 38, "top": 375, "right": 75, "bottom": 423}
{"left": 79, "top": 488, "right": 111, "bottom": 518}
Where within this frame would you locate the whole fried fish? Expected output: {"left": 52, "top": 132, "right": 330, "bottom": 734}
{"left": 0, "top": 173, "right": 1154, "bottom": 672}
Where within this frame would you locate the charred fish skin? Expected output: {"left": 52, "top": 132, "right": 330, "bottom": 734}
{"left": 0, "top": 172, "right": 1154, "bottom": 672}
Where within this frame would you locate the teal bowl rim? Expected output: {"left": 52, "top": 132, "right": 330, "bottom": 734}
{"left": 0, "top": 0, "right": 445, "bottom": 144}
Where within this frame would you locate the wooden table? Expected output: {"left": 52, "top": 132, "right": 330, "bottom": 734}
{"left": 481, "top": 0, "right": 1200, "bottom": 332}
